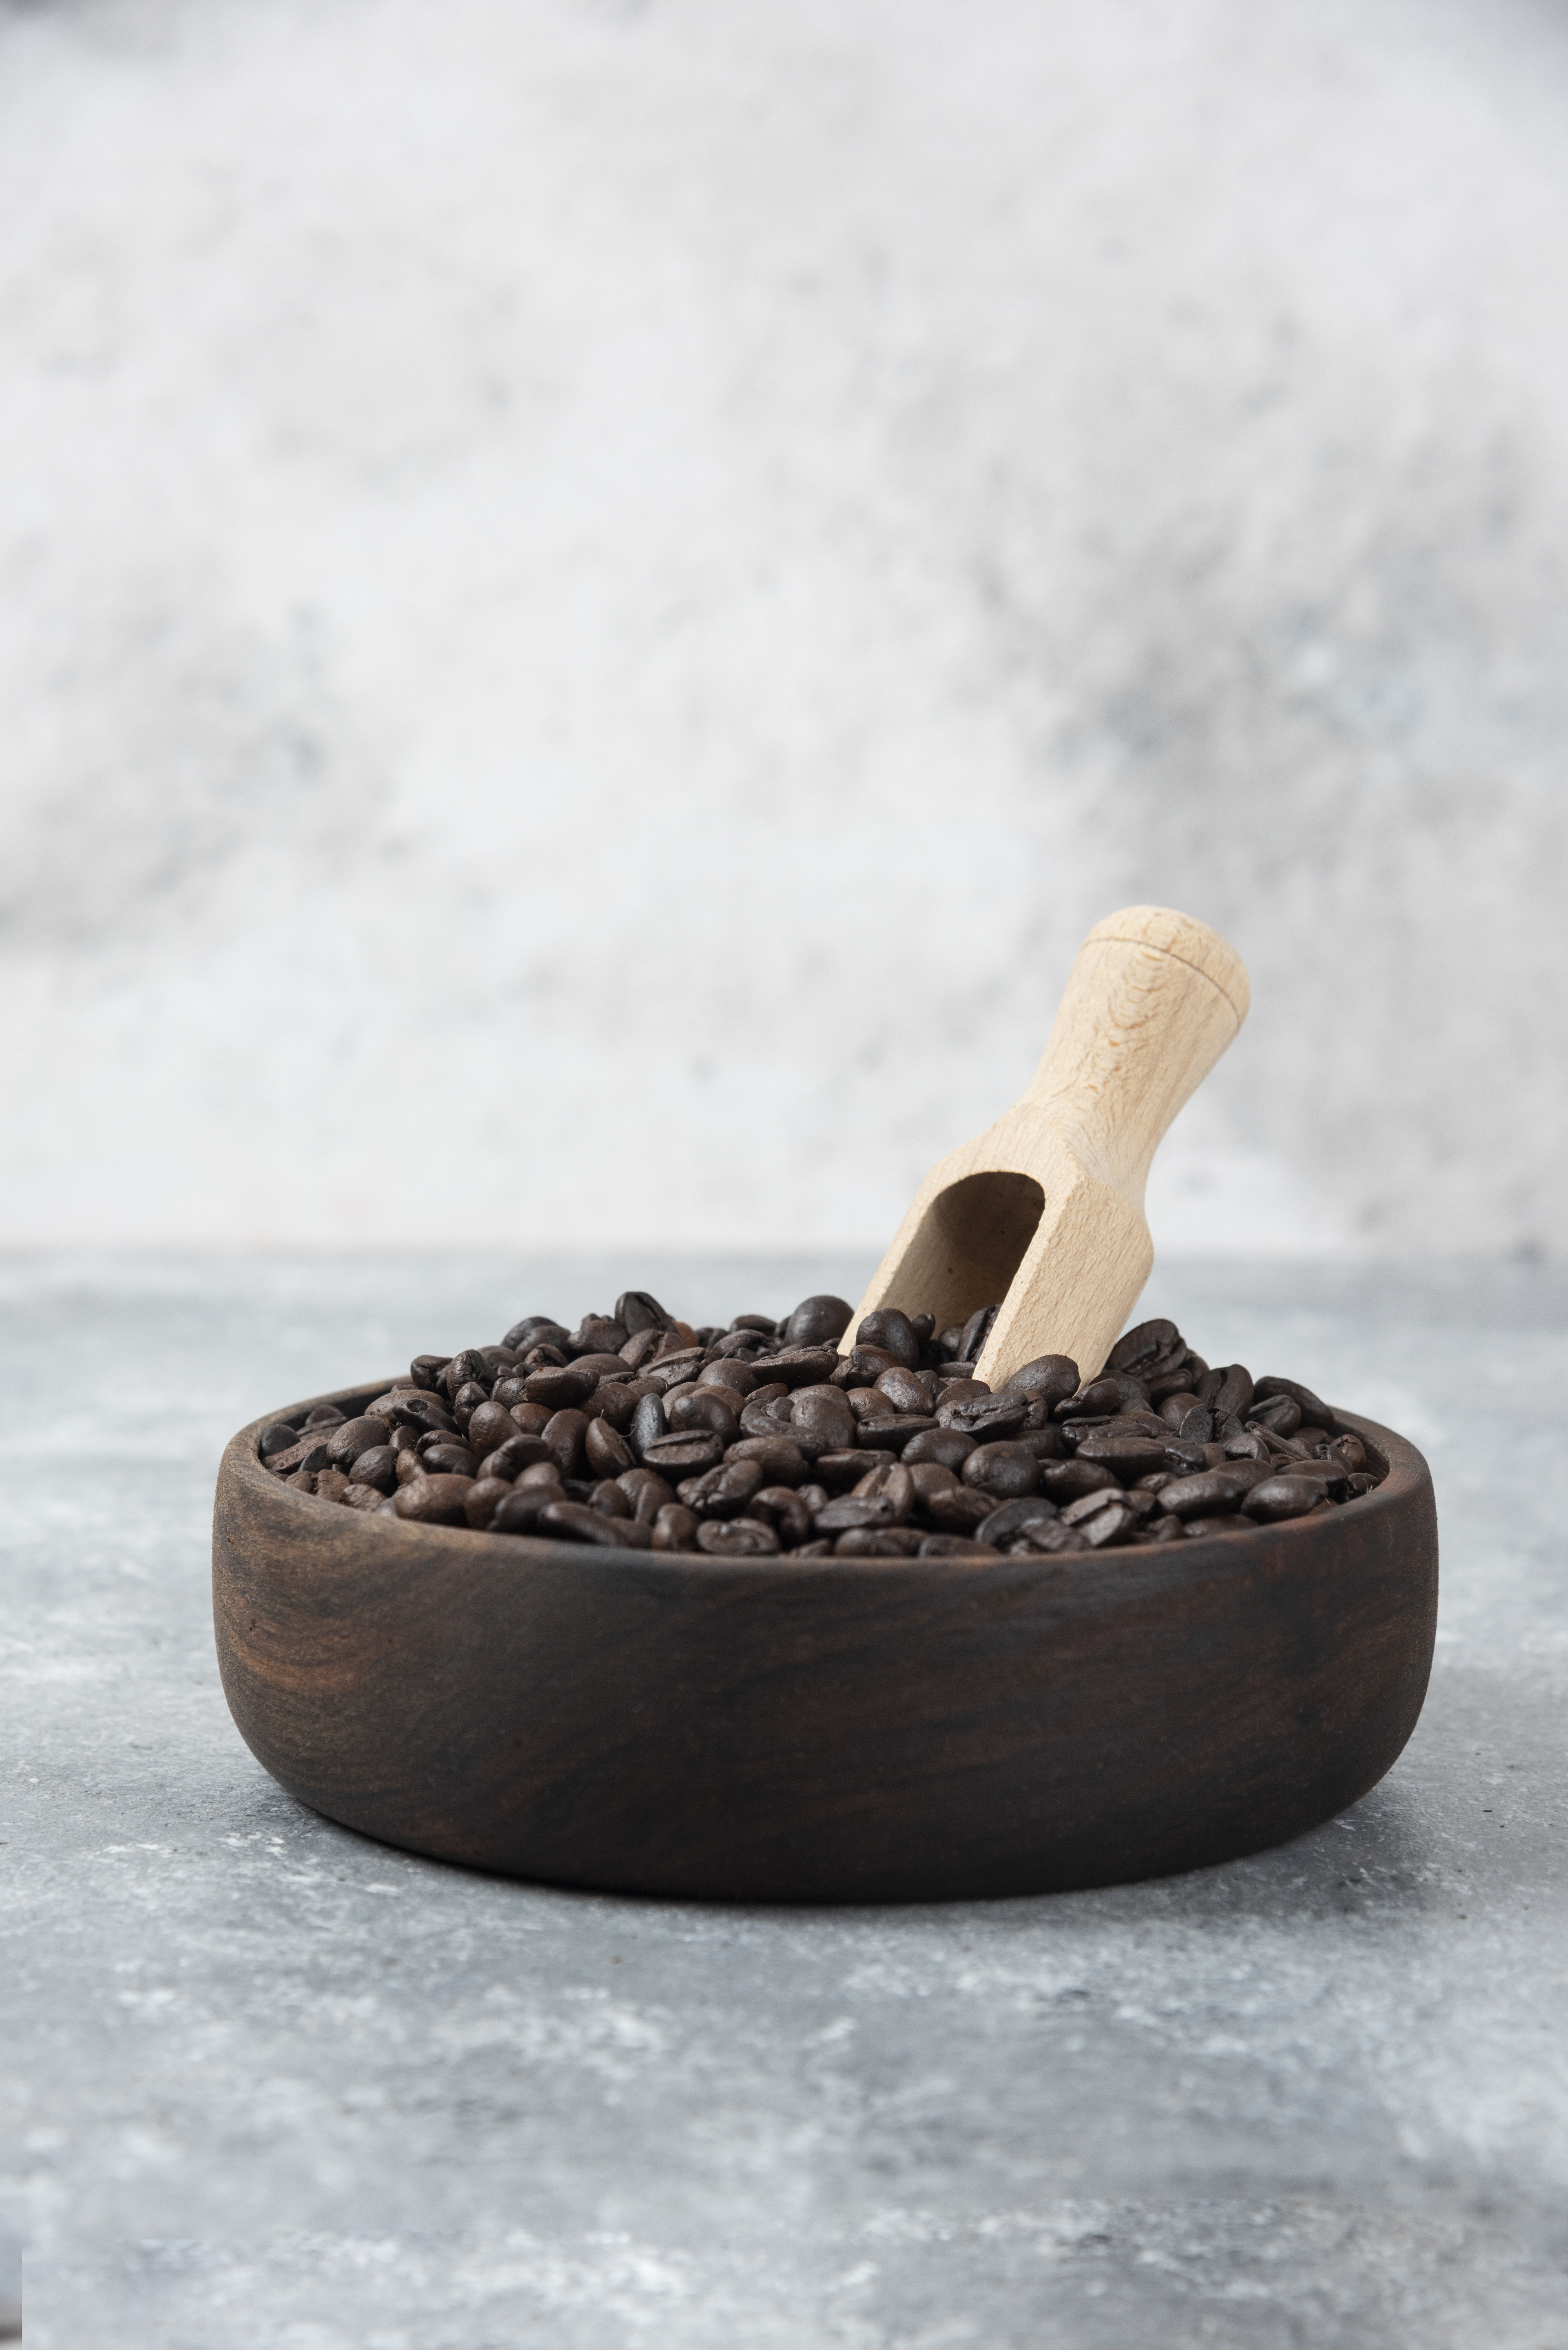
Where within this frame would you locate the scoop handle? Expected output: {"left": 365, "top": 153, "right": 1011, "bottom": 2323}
{"left": 1023, "top": 906, "right": 1250, "bottom": 1201}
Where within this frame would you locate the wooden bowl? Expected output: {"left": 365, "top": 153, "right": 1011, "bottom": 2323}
{"left": 213, "top": 1389, "right": 1437, "bottom": 1901}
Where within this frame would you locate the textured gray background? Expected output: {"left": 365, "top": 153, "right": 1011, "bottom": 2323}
{"left": 3, "top": 1254, "right": 1565, "bottom": 2345}
{"left": 2, "top": 0, "right": 1567, "bottom": 1255}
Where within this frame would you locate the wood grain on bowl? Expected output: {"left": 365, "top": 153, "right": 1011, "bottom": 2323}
{"left": 213, "top": 1387, "right": 1436, "bottom": 1901}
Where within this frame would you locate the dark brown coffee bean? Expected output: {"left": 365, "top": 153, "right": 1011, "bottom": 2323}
{"left": 1005, "top": 1516, "right": 1089, "bottom": 1555}
{"left": 565, "top": 1318, "right": 629, "bottom": 1359}
{"left": 680, "top": 1459, "right": 765, "bottom": 1519}
{"left": 616, "top": 1466, "right": 675, "bottom": 1523}
{"left": 342, "top": 1480, "right": 388, "bottom": 1513}
{"left": 849, "top": 1462, "right": 917, "bottom": 1522}
{"left": 1196, "top": 1364, "right": 1255, "bottom": 1420}
{"left": 587, "top": 1479, "right": 631, "bottom": 1518}
{"left": 937, "top": 1393, "right": 1027, "bottom": 1443}
{"left": 541, "top": 1407, "right": 589, "bottom": 1479}
{"left": 924, "top": 1485, "right": 995, "bottom": 1535}
{"left": 782, "top": 1294, "right": 854, "bottom": 1347}
{"left": 419, "top": 1441, "right": 480, "bottom": 1479}
{"left": 464, "top": 1477, "right": 514, "bottom": 1528}
{"left": 835, "top": 1526, "right": 926, "bottom": 1557}
{"left": 524, "top": 1365, "right": 596, "bottom": 1412}
{"left": 651, "top": 1503, "right": 700, "bottom": 1550}
{"left": 618, "top": 1327, "right": 665, "bottom": 1372}
{"left": 1157, "top": 1470, "right": 1248, "bottom": 1519}
{"left": 442, "top": 1351, "right": 493, "bottom": 1401}
{"left": 628, "top": 1392, "right": 669, "bottom": 1458}
{"left": 410, "top": 1354, "right": 452, "bottom": 1392}
{"left": 312, "top": 1467, "right": 351, "bottom": 1503}
{"left": 814, "top": 1496, "right": 892, "bottom": 1535}
{"left": 959, "top": 1304, "right": 1001, "bottom": 1364}
{"left": 1039, "top": 1457, "right": 1119, "bottom": 1502}
{"left": 725, "top": 1435, "right": 808, "bottom": 1486}
{"left": 848, "top": 1386, "right": 898, "bottom": 1427}
{"left": 346, "top": 1444, "right": 397, "bottom": 1495}
{"left": 1254, "top": 1375, "right": 1337, "bottom": 1430}
{"left": 489, "top": 1481, "right": 567, "bottom": 1533}
{"left": 268, "top": 1435, "right": 335, "bottom": 1476}
{"left": 788, "top": 1385, "right": 856, "bottom": 1455}
{"left": 381, "top": 1390, "right": 456, "bottom": 1435}
{"left": 1072, "top": 1432, "right": 1168, "bottom": 1477}
{"left": 961, "top": 1442, "right": 1039, "bottom": 1500}
{"left": 874, "top": 1365, "right": 934, "bottom": 1416}
{"left": 918, "top": 1534, "right": 1002, "bottom": 1559}
{"left": 258, "top": 1422, "right": 298, "bottom": 1459}
{"left": 471, "top": 1435, "right": 540, "bottom": 1482}
{"left": 749, "top": 1487, "right": 815, "bottom": 1546}
{"left": 696, "top": 1517, "right": 781, "bottom": 1557}
{"left": 1081, "top": 1501, "right": 1137, "bottom": 1547}
{"left": 537, "top": 1499, "right": 646, "bottom": 1547}
{"left": 1157, "top": 1391, "right": 1203, "bottom": 1429}
{"left": 584, "top": 1417, "right": 635, "bottom": 1478}
{"left": 460, "top": 1400, "right": 518, "bottom": 1458}
{"left": 394, "top": 1474, "right": 474, "bottom": 1526}
{"left": 749, "top": 1347, "right": 842, "bottom": 1390}
{"left": 1183, "top": 1515, "right": 1257, "bottom": 1540}
{"left": 1107, "top": 1318, "right": 1185, "bottom": 1380}
{"left": 901, "top": 1427, "right": 976, "bottom": 1471}
{"left": 299, "top": 1403, "right": 342, "bottom": 1429}
{"left": 1056, "top": 1376, "right": 1121, "bottom": 1419}
{"left": 816, "top": 1447, "right": 890, "bottom": 1492}
{"left": 1248, "top": 1394, "right": 1302, "bottom": 1438}
{"left": 976, "top": 1494, "right": 1059, "bottom": 1545}
{"left": 696, "top": 1358, "right": 757, "bottom": 1398}
{"left": 1241, "top": 1475, "right": 1326, "bottom": 1522}
{"left": 852, "top": 1308, "right": 921, "bottom": 1368}
{"left": 1000, "top": 1355, "right": 1079, "bottom": 1406}
{"left": 875, "top": 1416, "right": 940, "bottom": 1453}
{"left": 614, "top": 1290, "right": 675, "bottom": 1336}
{"left": 395, "top": 1448, "right": 427, "bottom": 1485}
{"left": 640, "top": 1430, "right": 725, "bottom": 1475}
{"left": 667, "top": 1388, "right": 739, "bottom": 1440}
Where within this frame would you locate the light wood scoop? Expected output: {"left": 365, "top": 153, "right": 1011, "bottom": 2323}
{"left": 843, "top": 905, "right": 1250, "bottom": 1388}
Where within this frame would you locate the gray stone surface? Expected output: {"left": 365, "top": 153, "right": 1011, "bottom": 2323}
{"left": 3, "top": 1255, "right": 1565, "bottom": 2346}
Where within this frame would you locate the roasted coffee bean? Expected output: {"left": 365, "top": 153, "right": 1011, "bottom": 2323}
{"left": 629, "top": 1392, "right": 669, "bottom": 1458}
{"left": 524, "top": 1365, "right": 596, "bottom": 1412}
{"left": 697, "top": 1357, "right": 757, "bottom": 1397}
{"left": 615, "top": 1290, "right": 675, "bottom": 1336}
{"left": 380, "top": 1389, "right": 456, "bottom": 1434}
{"left": 539, "top": 1499, "right": 648, "bottom": 1547}
{"left": 258, "top": 1421, "right": 298, "bottom": 1459}
{"left": 465, "top": 1477, "right": 513, "bottom": 1528}
{"left": 1254, "top": 1375, "right": 1337, "bottom": 1430}
{"left": 448, "top": 1382, "right": 487, "bottom": 1431}
{"left": 285, "top": 1467, "right": 318, "bottom": 1492}
{"left": 489, "top": 1481, "right": 567, "bottom": 1533}
{"left": 640, "top": 1430, "right": 725, "bottom": 1475}
{"left": 410, "top": 1354, "right": 452, "bottom": 1392}
{"left": 585, "top": 1380, "right": 648, "bottom": 1437}
{"left": 750, "top": 1347, "right": 841, "bottom": 1390}
{"left": 268, "top": 1435, "right": 335, "bottom": 1476}
{"left": 1039, "top": 1457, "right": 1119, "bottom": 1502}
{"left": 1006, "top": 1515, "right": 1090, "bottom": 1555}
{"left": 501, "top": 1316, "right": 564, "bottom": 1352}
{"left": 901, "top": 1427, "right": 976, "bottom": 1471}
{"left": 616, "top": 1466, "right": 676, "bottom": 1524}
{"left": 348, "top": 1444, "right": 398, "bottom": 1495}
{"left": 1197, "top": 1364, "right": 1255, "bottom": 1420}
{"left": 342, "top": 1480, "right": 388, "bottom": 1513}
{"left": 1001, "top": 1354, "right": 1080, "bottom": 1406}
{"left": 1157, "top": 1391, "right": 1203, "bottom": 1429}
{"left": 961, "top": 1442, "right": 1039, "bottom": 1500}
{"left": 696, "top": 1517, "right": 781, "bottom": 1557}
{"left": 725, "top": 1435, "right": 808, "bottom": 1486}
{"left": 815, "top": 1496, "right": 892, "bottom": 1535}
{"left": 651, "top": 1503, "right": 700, "bottom": 1550}
{"left": 788, "top": 1385, "right": 857, "bottom": 1456}
{"left": 584, "top": 1417, "right": 635, "bottom": 1477}
{"left": 853, "top": 1308, "right": 922, "bottom": 1368}
{"left": 876, "top": 1415, "right": 940, "bottom": 1452}
{"left": 782, "top": 1294, "right": 854, "bottom": 1347}
{"left": 541, "top": 1407, "right": 589, "bottom": 1479}
{"left": 667, "top": 1387, "right": 740, "bottom": 1439}
{"left": 312, "top": 1467, "right": 351, "bottom": 1504}
{"left": 1157, "top": 1470, "right": 1248, "bottom": 1519}
{"left": 848, "top": 1386, "right": 897, "bottom": 1427}
{"left": 937, "top": 1393, "right": 1028, "bottom": 1443}
{"left": 566, "top": 1318, "right": 629, "bottom": 1358}
{"left": 394, "top": 1474, "right": 474, "bottom": 1526}
{"left": 1072, "top": 1432, "right": 1169, "bottom": 1479}
{"left": 924, "top": 1485, "right": 995, "bottom": 1535}
{"left": 588, "top": 1479, "right": 631, "bottom": 1518}
{"left": 958, "top": 1304, "right": 1000, "bottom": 1364}
{"left": 420, "top": 1441, "right": 479, "bottom": 1479}
{"left": 1241, "top": 1475, "right": 1327, "bottom": 1522}
{"left": 395, "top": 1448, "right": 427, "bottom": 1486}
{"left": 1248, "top": 1394, "right": 1302, "bottom": 1438}
{"left": 464, "top": 1400, "right": 521, "bottom": 1458}
{"left": 1056, "top": 1376, "right": 1121, "bottom": 1420}
{"left": 442, "top": 1350, "right": 493, "bottom": 1401}
{"left": 680, "top": 1460, "right": 765, "bottom": 1519}
{"left": 976, "top": 1494, "right": 1059, "bottom": 1546}
{"left": 874, "top": 1365, "right": 934, "bottom": 1416}
{"left": 749, "top": 1486, "right": 815, "bottom": 1546}
{"left": 618, "top": 1327, "right": 665, "bottom": 1372}
{"left": 1184, "top": 1514, "right": 1257, "bottom": 1540}
{"left": 816, "top": 1447, "right": 890, "bottom": 1492}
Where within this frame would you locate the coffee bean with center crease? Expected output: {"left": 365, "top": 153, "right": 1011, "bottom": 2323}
{"left": 976, "top": 1493, "right": 1059, "bottom": 1546}
{"left": 901, "top": 1426, "right": 976, "bottom": 1471}
{"left": 584, "top": 1417, "right": 635, "bottom": 1477}
{"left": 696, "top": 1518, "right": 781, "bottom": 1557}
{"left": 323, "top": 1415, "right": 391, "bottom": 1469}
{"left": 652, "top": 1503, "right": 699, "bottom": 1550}
{"left": 959, "top": 1304, "right": 1000, "bottom": 1364}
{"left": 1242, "top": 1475, "right": 1329, "bottom": 1522}
{"left": 680, "top": 1459, "right": 765, "bottom": 1519}
{"left": 1254, "top": 1375, "right": 1338, "bottom": 1431}
{"left": 1248, "top": 1394, "right": 1302, "bottom": 1438}
{"left": 749, "top": 1486, "right": 815, "bottom": 1546}
{"left": 629, "top": 1392, "right": 668, "bottom": 1459}
{"left": 640, "top": 1430, "right": 726, "bottom": 1476}
{"left": 525, "top": 1365, "right": 596, "bottom": 1412}
{"left": 924, "top": 1485, "right": 995, "bottom": 1535}
{"left": 347, "top": 1444, "right": 397, "bottom": 1495}
{"left": 667, "top": 1387, "right": 739, "bottom": 1439}
{"left": 541, "top": 1407, "right": 589, "bottom": 1479}
{"left": 1072, "top": 1431, "right": 1169, "bottom": 1478}
{"left": 394, "top": 1474, "right": 474, "bottom": 1526}
{"left": 725, "top": 1435, "right": 808, "bottom": 1486}
{"left": 615, "top": 1290, "right": 675, "bottom": 1336}
{"left": 939, "top": 1392, "right": 1028, "bottom": 1442}
{"left": 421, "top": 1441, "right": 479, "bottom": 1478}
{"left": 539, "top": 1499, "right": 649, "bottom": 1548}
{"left": 1056, "top": 1377, "right": 1121, "bottom": 1420}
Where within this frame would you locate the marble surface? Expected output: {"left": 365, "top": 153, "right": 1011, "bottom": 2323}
{"left": 3, "top": 1255, "right": 1564, "bottom": 2346}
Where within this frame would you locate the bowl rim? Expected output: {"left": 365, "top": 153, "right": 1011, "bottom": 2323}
{"left": 226, "top": 1379, "right": 1422, "bottom": 1580}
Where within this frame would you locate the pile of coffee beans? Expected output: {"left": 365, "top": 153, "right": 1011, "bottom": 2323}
{"left": 258, "top": 1291, "right": 1385, "bottom": 1559}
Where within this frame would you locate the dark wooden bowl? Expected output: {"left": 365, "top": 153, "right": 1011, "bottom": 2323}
{"left": 213, "top": 1387, "right": 1437, "bottom": 1901}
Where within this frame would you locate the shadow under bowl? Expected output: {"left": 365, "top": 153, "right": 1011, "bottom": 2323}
{"left": 213, "top": 1389, "right": 1437, "bottom": 1901}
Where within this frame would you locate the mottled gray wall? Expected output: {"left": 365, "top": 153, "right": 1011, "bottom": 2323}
{"left": 2, "top": 0, "right": 1565, "bottom": 1254}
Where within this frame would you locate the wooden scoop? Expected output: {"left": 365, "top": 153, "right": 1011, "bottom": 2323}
{"left": 842, "top": 905, "right": 1250, "bottom": 1388}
